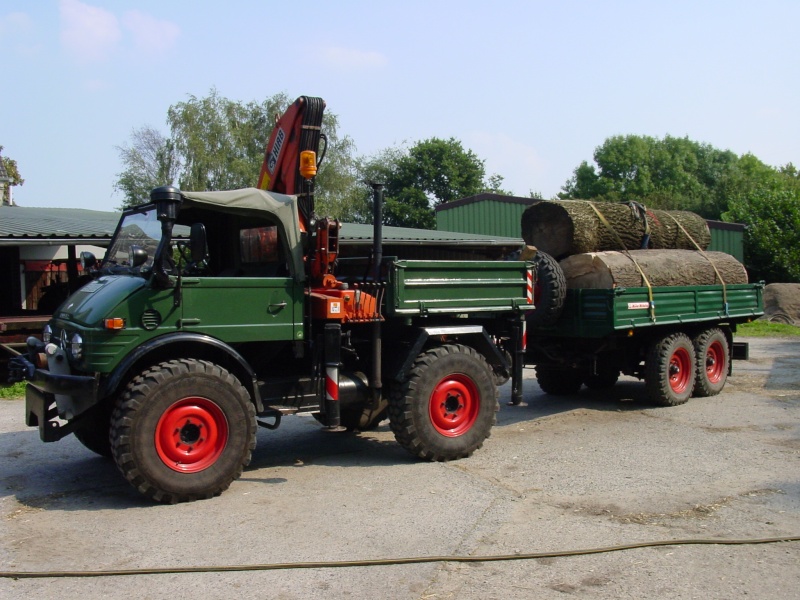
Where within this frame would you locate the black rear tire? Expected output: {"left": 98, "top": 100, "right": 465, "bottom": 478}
{"left": 692, "top": 328, "right": 729, "bottom": 397}
{"left": 645, "top": 333, "right": 696, "bottom": 406}
{"left": 389, "top": 344, "right": 498, "bottom": 461}
{"left": 527, "top": 251, "right": 566, "bottom": 328}
{"left": 110, "top": 359, "right": 256, "bottom": 503}
{"left": 582, "top": 371, "right": 619, "bottom": 391}
{"left": 536, "top": 366, "right": 583, "bottom": 395}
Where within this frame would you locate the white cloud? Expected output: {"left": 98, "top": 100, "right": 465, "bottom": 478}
{"left": 59, "top": 0, "right": 121, "bottom": 64}
{"left": 122, "top": 10, "right": 180, "bottom": 56}
{"left": 320, "top": 46, "right": 388, "bottom": 70}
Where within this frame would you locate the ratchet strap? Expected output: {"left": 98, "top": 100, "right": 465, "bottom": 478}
{"left": 588, "top": 202, "right": 656, "bottom": 322}
{"left": 664, "top": 213, "right": 729, "bottom": 317}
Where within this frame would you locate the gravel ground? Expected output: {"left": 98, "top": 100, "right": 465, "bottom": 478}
{"left": 1, "top": 337, "right": 798, "bottom": 599}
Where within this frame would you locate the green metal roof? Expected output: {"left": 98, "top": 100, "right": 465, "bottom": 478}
{"left": 340, "top": 222, "right": 521, "bottom": 246}
{"left": 1, "top": 204, "right": 522, "bottom": 249}
{"left": 0, "top": 206, "right": 120, "bottom": 245}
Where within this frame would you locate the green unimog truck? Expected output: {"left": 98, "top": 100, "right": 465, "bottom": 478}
{"left": 10, "top": 185, "right": 533, "bottom": 503}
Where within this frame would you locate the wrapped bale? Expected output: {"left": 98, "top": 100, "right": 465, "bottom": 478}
{"left": 559, "top": 249, "right": 748, "bottom": 289}
{"left": 521, "top": 200, "right": 711, "bottom": 259}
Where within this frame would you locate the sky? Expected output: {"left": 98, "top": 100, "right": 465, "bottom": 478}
{"left": 1, "top": 0, "right": 799, "bottom": 211}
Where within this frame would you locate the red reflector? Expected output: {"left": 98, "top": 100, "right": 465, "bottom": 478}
{"left": 105, "top": 317, "right": 125, "bottom": 330}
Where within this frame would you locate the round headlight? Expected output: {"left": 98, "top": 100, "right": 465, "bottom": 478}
{"left": 70, "top": 332, "right": 83, "bottom": 360}
{"left": 42, "top": 324, "right": 52, "bottom": 344}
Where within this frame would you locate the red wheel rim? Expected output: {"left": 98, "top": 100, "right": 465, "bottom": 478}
{"left": 428, "top": 374, "right": 480, "bottom": 437}
{"left": 668, "top": 347, "right": 692, "bottom": 393}
{"left": 155, "top": 397, "right": 228, "bottom": 473}
{"left": 705, "top": 340, "right": 726, "bottom": 384}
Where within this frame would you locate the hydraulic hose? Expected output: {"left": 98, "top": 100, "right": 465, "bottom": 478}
{"left": 2, "top": 535, "right": 797, "bottom": 579}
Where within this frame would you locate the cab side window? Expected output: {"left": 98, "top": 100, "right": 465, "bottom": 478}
{"left": 239, "top": 226, "right": 284, "bottom": 276}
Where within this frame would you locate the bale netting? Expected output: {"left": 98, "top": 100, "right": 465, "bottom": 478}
{"left": 520, "top": 200, "right": 711, "bottom": 259}
{"left": 559, "top": 250, "right": 749, "bottom": 289}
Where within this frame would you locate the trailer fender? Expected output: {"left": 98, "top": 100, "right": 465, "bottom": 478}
{"left": 101, "top": 332, "right": 263, "bottom": 412}
{"left": 392, "top": 326, "right": 510, "bottom": 383}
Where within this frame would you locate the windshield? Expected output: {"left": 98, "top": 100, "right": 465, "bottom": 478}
{"left": 104, "top": 207, "right": 162, "bottom": 268}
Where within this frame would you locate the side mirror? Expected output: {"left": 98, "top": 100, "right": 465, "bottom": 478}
{"left": 190, "top": 223, "right": 207, "bottom": 263}
{"left": 130, "top": 245, "right": 148, "bottom": 268}
{"left": 80, "top": 251, "right": 97, "bottom": 270}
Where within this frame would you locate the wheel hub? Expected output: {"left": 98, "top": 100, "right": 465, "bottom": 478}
{"left": 155, "top": 397, "right": 229, "bottom": 473}
{"left": 429, "top": 374, "right": 480, "bottom": 437}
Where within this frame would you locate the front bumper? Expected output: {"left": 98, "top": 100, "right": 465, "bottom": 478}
{"left": 24, "top": 366, "right": 99, "bottom": 443}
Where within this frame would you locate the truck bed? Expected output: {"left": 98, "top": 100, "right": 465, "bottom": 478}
{"left": 534, "top": 283, "right": 764, "bottom": 338}
{"left": 386, "top": 260, "right": 532, "bottom": 316}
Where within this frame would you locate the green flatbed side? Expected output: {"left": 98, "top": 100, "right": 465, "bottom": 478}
{"left": 535, "top": 283, "right": 764, "bottom": 338}
{"left": 386, "top": 260, "right": 533, "bottom": 317}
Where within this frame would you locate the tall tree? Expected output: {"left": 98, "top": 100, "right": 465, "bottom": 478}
{"left": 167, "top": 89, "right": 290, "bottom": 192}
{"left": 722, "top": 155, "right": 800, "bottom": 283}
{"left": 560, "top": 135, "right": 738, "bottom": 218}
{"left": 114, "top": 126, "right": 179, "bottom": 206}
{"left": 375, "top": 137, "right": 488, "bottom": 228}
{"left": 115, "top": 90, "right": 358, "bottom": 211}
{"left": 0, "top": 145, "right": 24, "bottom": 205}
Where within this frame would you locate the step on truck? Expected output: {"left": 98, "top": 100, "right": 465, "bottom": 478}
{"left": 10, "top": 97, "right": 533, "bottom": 502}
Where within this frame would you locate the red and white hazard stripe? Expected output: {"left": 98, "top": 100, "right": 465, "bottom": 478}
{"left": 325, "top": 366, "right": 339, "bottom": 402}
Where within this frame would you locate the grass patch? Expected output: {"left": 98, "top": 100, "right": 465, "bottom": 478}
{"left": 738, "top": 320, "right": 800, "bottom": 338}
{"left": 0, "top": 381, "right": 26, "bottom": 400}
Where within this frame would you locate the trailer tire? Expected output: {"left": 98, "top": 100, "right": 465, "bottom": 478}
{"left": 527, "top": 251, "right": 566, "bottom": 328}
{"left": 110, "top": 359, "right": 256, "bottom": 503}
{"left": 693, "top": 328, "right": 729, "bottom": 397}
{"left": 73, "top": 401, "right": 114, "bottom": 458}
{"left": 536, "top": 367, "right": 583, "bottom": 395}
{"left": 645, "top": 333, "right": 696, "bottom": 406}
{"left": 389, "top": 344, "right": 497, "bottom": 461}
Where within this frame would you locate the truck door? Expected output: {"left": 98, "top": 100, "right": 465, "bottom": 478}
{"left": 178, "top": 225, "right": 304, "bottom": 343}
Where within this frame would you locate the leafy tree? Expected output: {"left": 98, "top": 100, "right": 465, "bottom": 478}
{"left": 560, "top": 135, "right": 738, "bottom": 218}
{"left": 114, "top": 126, "right": 179, "bottom": 207}
{"left": 722, "top": 155, "right": 800, "bottom": 283}
{"left": 369, "top": 137, "right": 488, "bottom": 228}
{"left": 0, "top": 145, "right": 24, "bottom": 204}
{"left": 115, "top": 89, "right": 359, "bottom": 212}
{"left": 167, "top": 89, "right": 290, "bottom": 192}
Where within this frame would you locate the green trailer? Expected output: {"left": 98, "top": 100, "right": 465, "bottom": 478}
{"left": 526, "top": 277, "right": 764, "bottom": 406}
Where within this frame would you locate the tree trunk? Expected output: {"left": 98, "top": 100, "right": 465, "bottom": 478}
{"left": 521, "top": 200, "right": 711, "bottom": 259}
{"left": 559, "top": 250, "right": 748, "bottom": 289}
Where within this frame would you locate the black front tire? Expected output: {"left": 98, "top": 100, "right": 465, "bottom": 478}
{"left": 110, "top": 359, "right": 256, "bottom": 503}
{"left": 389, "top": 344, "right": 498, "bottom": 462}
{"left": 73, "top": 400, "right": 114, "bottom": 458}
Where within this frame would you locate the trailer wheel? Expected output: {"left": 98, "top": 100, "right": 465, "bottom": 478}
{"left": 73, "top": 400, "right": 114, "bottom": 458}
{"left": 389, "top": 344, "right": 497, "bottom": 461}
{"left": 693, "top": 328, "right": 729, "bottom": 397}
{"left": 536, "top": 367, "right": 583, "bottom": 395}
{"left": 110, "top": 359, "right": 256, "bottom": 503}
{"left": 645, "top": 333, "right": 696, "bottom": 406}
{"left": 527, "top": 251, "right": 566, "bottom": 328}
